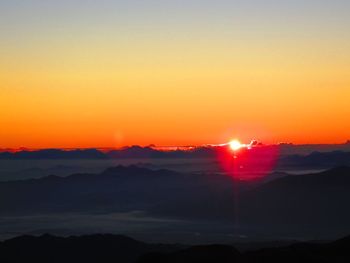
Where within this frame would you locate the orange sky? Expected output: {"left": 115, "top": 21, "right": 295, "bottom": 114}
{"left": 1, "top": 1, "right": 350, "bottom": 148}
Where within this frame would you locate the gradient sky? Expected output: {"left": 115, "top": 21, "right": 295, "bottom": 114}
{"left": 1, "top": 0, "right": 350, "bottom": 148}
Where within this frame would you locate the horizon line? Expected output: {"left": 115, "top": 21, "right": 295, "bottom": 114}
{"left": 1, "top": 140, "right": 350, "bottom": 152}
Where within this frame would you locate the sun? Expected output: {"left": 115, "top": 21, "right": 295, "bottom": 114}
{"left": 229, "top": 140, "right": 243, "bottom": 151}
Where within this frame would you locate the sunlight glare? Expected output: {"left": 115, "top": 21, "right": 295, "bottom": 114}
{"left": 229, "top": 140, "right": 243, "bottom": 151}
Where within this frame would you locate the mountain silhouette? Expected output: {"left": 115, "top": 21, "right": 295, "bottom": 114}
{"left": 0, "top": 166, "right": 350, "bottom": 239}
{"left": 1, "top": 233, "right": 350, "bottom": 263}
{"left": 278, "top": 151, "right": 350, "bottom": 168}
{"left": 0, "top": 165, "right": 234, "bottom": 216}
{"left": 240, "top": 166, "right": 350, "bottom": 237}
{"left": 2, "top": 147, "right": 350, "bottom": 172}
{"left": 0, "top": 234, "right": 182, "bottom": 263}
{"left": 137, "top": 245, "right": 241, "bottom": 263}
{"left": 138, "top": 234, "right": 350, "bottom": 263}
{"left": 0, "top": 146, "right": 217, "bottom": 160}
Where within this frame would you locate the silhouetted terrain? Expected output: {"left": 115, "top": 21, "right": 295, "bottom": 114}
{"left": 277, "top": 151, "right": 350, "bottom": 169}
{"left": 278, "top": 141, "right": 350, "bottom": 155}
{"left": 2, "top": 146, "right": 350, "bottom": 171}
{"left": 0, "top": 165, "right": 235, "bottom": 216}
{"left": 0, "top": 234, "right": 182, "bottom": 263}
{"left": 0, "top": 146, "right": 217, "bottom": 160}
{"left": 1, "top": 234, "right": 350, "bottom": 263}
{"left": 108, "top": 146, "right": 217, "bottom": 159}
{"left": 239, "top": 166, "right": 350, "bottom": 237}
{"left": 138, "top": 244, "right": 242, "bottom": 263}
{"left": 138, "top": 235, "right": 350, "bottom": 263}
{"left": 0, "top": 166, "right": 350, "bottom": 239}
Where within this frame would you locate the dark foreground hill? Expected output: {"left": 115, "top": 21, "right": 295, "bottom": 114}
{"left": 138, "top": 235, "right": 350, "bottom": 263}
{"left": 1, "top": 234, "right": 350, "bottom": 263}
{"left": 0, "top": 234, "right": 182, "bottom": 263}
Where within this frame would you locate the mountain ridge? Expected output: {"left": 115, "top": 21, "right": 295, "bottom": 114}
{"left": 1, "top": 233, "right": 350, "bottom": 263}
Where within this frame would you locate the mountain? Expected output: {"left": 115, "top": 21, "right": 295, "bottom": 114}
{"left": 278, "top": 141, "right": 350, "bottom": 155}
{"left": 0, "top": 146, "right": 217, "bottom": 160}
{"left": 240, "top": 166, "right": 350, "bottom": 237}
{"left": 2, "top": 146, "right": 350, "bottom": 172}
{"left": 277, "top": 151, "right": 350, "bottom": 169}
{"left": 107, "top": 146, "right": 217, "bottom": 159}
{"left": 138, "top": 235, "right": 350, "bottom": 263}
{"left": 1, "top": 233, "right": 350, "bottom": 263}
{"left": 242, "top": 235, "right": 350, "bottom": 263}
{"left": 138, "top": 245, "right": 241, "bottom": 263}
{"left": 1, "top": 165, "right": 350, "bottom": 239}
{"left": 0, "top": 234, "right": 182, "bottom": 263}
{"left": 0, "top": 165, "right": 234, "bottom": 216}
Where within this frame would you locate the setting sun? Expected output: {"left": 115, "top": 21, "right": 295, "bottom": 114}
{"left": 229, "top": 140, "right": 243, "bottom": 151}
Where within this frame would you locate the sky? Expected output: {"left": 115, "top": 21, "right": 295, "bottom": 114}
{"left": 1, "top": 0, "right": 350, "bottom": 148}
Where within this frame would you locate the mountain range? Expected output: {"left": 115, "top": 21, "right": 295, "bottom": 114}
{"left": 2, "top": 146, "right": 350, "bottom": 170}
{"left": 0, "top": 165, "right": 350, "bottom": 239}
{"left": 1, "top": 233, "right": 350, "bottom": 263}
